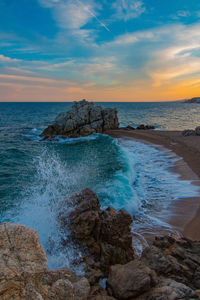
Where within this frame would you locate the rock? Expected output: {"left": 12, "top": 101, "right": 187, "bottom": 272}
{"left": 107, "top": 260, "right": 155, "bottom": 299}
{"left": 195, "top": 126, "right": 200, "bottom": 136}
{"left": 137, "top": 124, "right": 155, "bottom": 130}
{"left": 142, "top": 236, "right": 200, "bottom": 291}
{"left": 88, "top": 283, "right": 116, "bottom": 299}
{"left": 136, "top": 279, "right": 196, "bottom": 300}
{"left": 125, "top": 125, "right": 135, "bottom": 130}
{"left": 0, "top": 222, "right": 47, "bottom": 299}
{"left": 67, "top": 189, "right": 134, "bottom": 274}
{"left": 184, "top": 97, "right": 200, "bottom": 103}
{"left": 182, "top": 129, "right": 196, "bottom": 136}
{"left": 0, "top": 223, "right": 90, "bottom": 300}
{"left": 40, "top": 99, "right": 119, "bottom": 138}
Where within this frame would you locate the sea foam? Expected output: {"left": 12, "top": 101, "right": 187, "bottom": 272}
{"left": 2, "top": 134, "right": 199, "bottom": 268}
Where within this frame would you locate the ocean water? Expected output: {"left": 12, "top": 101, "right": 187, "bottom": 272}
{"left": 0, "top": 102, "right": 199, "bottom": 270}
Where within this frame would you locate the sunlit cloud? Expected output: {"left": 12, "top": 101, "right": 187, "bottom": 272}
{"left": 112, "top": 0, "right": 145, "bottom": 20}
{"left": 0, "top": 54, "right": 20, "bottom": 62}
{"left": 1, "top": 0, "right": 200, "bottom": 101}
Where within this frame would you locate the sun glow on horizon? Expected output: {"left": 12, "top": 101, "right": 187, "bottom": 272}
{"left": 1, "top": 0, "right": 200, "bottom": 102}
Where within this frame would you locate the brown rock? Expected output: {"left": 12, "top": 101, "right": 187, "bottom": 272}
{"left": 182, "top": 129, "right": 196, "bottom": 136}
{"left": 68, "top": 189, "right": 134, "bottom": 274}
{"left": 136, "top": 279, "right": 196, "bottom": 300}
{"left": 195, "top": 126, "right": 200, "bottom": 136}
{"left": 107, "top": 260, "right": 155, "bottom": 299}
{"left": 0, "top": 223, "right": 90, "bottom": 300}
{"left": 0, "top": 222, "right": 47, "bottom": 299}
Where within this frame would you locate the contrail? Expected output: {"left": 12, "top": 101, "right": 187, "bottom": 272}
{"left": 76, "top": 0, "right": 111, "bottom": 32}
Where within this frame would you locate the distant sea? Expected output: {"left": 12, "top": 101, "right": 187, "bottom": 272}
{"left": 0, "top": 102, "right": 199, "bottom": 270}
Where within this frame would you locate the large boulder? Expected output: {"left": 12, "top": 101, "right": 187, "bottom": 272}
{"left": 137, "top": 279, "right": 196, "bottom": 300}
{"left": 182, "top": 129, "right": 196, "bottom": 136}
{"left": 40, "top": 99, "right": 119, "bottom": 138}
{"left": 107, "top": 260, "right": 155, "bottom": 299}
{"left": 195, "top": 126, "right": 200, "bottom": 136}
{"left": 60, "top": 189, "right": 134, "bottom": 274}
{"left": 0, "top": 223, "right": 90, "bottom": 300}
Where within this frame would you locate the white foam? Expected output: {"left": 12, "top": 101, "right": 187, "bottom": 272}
{"left": 11, "top": 150, "right": 88, "bottom": 271}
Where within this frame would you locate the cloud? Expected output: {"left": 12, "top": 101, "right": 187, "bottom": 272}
{"left": 37, "top": 0, "right": 111, "bottom": 46}
{"left": 108, "top": 30, "right": 154, "bottom": 45}
{"left": 112, "top": 0, "right": 145, "bottom": 21}
{"left": 0, "top": 54, "right": 20, "bottom": 62}
{"left": 38, "top": 0, "right": 109, "bottom": 35}
{"left": 171, "top": 10, "right": 191, "bottom": 20}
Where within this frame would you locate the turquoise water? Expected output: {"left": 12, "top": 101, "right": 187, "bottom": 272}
{"left": 0, "top": 102, "right": 199, "bottom": 269}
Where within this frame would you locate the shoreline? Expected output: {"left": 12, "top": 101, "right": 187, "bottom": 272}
{"left": 106, "top": 128, "right": 200, "bottom": 241}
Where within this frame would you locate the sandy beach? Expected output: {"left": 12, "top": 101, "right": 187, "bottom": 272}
{"left": 106, "top": 128, "right": 200, "bottom": 241}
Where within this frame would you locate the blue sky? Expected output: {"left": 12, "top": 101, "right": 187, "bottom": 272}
{"left": 1, "top": 0, "right": 200, "bottom": 101}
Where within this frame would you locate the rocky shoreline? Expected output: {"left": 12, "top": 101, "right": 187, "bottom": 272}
{"left": 1, "top": 189, "right": 200, "bottom": 299}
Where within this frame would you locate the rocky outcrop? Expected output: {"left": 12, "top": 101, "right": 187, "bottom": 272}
{"left": 136, "top": 124, "right": 155, "bottom": 130}
{"left": 2, "top": 195, "right": 200, "bottom": 300}
{"left": 0, "top": 223, "right": 90, "bottom": 300}
{"left": 107, "top": 260, "right": 155, "bottom": 299}
{"left": 40, "top": 99, "right": 119, "bottom": 139}
{"left": 124, "top": 124, "right": 155, "bottom": 131}
{"left": 106, "top": 235, "right": 200, "bottom": 299}
{"left": 184, "top": 97, "right": 200, "bottom": 103}
{"left": 62, "top": 189, "right": 134, "bottom": 275}
{"left": 182, "top": 126, "right": 200, "bottom": 136}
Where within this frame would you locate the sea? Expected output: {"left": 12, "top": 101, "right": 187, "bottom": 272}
{"left": 0, "top": 101, "right": 200, "bottom": 271}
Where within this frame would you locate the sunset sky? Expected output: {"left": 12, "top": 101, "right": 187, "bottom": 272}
{"left": 1, "top": 0, "right": 200, "bottom": 102}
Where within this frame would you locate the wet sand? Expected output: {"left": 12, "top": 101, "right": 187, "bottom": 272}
{"left": 106, "top": 128, "right": 200, "bottom": 241}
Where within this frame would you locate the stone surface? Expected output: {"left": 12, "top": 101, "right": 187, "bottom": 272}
{"left": 195, "top": 126, "right": 200, "bottom": 136}
{"left": 182, "top": 129, "right": 196, "bottom": 136}
{"left": 136, "top": 279, "right": 196, "bottom": 300}
{"left": 0, "top": 223, "right": 90, "bottom": 300}
{"left": 40, "top": 99, "right": 119, "bottom": 138}
{"left": 107, "top": 260, "right": 155, "bottom": 299}
{"left": 68, "top": 189, "right": 134, "bottom": 274}
{"left": 125, "top": 125, "right": 135, "bottom": 130}
{"left": 136, "top": 124, "right": 155, "bottom": 130}
{"left": 184, "top": 97, "right": 200, "bottom": 103}
{"left": 2, "top": 203, "right": 200, "bottom": 299}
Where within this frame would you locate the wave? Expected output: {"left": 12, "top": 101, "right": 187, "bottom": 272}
{"left": 2, "top": 133, "right": 199, "bottom": 269}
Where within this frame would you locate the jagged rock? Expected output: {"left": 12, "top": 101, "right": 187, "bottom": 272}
{"left": 40, "top": 99, "right": 119, "bottom": 138}
{"left": 0, "top": 223, "right": 90, "bottom": 300}
{"left": 142, "top": 236, "right": 200, "bottom": 291}
{"left": 136, "top": 279, "right": 197, "bottom": 300}
{"left": 88, "top": 283, "right": 116, "bottom": 300}
{"left": 182, "top": 129, "right": 196, "bottom": 136}
{"left": 184, "top": 97, "right": 200, "bottom": 103}
{"left": 125, "top": 125, "right": 135, "bottom": 130}
{"left": 0, "top": 222, "right": 46, "bottom": 299}
{"left": 67, "top": 189, "right": 134, "bottom": 274}
{"left": 195, "top": 126, "right": 200, "bottom": 136}
{"left": 136, "top": 279, "right": 196, "bottom": 300}
{"left": 137, "top": 124, "right": 155, "bottom": 130}
{"left": 107, "top": 260, "right": 155, "bottom": 299}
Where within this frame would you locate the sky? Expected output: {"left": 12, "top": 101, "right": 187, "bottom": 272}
{"left": 1, "top": 0, "right": 200, "bottom": 102}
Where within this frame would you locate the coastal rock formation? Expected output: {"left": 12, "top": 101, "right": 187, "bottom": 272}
{"left": 107, "top": 260, "right": 155, "bottom": 299}
{"left": 182, "top": 126, "right": 200, "bottom": 136}
{"left": 136, "top": 124, "right": 155, "bottom": 130}
{"left": 0, "top": 223, "right": 90, "bottom": 300}
{"left": 184, "top": 97, "right": 200, "bottom": 103}
{"left": 1, "top": 209, "right": 200, "bottom": 299}
{"left": 65, "top": 189, "right": 134, "bottom": 274}
{"left": 124, "top": 124, "right": 155, "bottom": 131}
{"left": 106, "top": 235, "right": 200, "bottom": 299}
{"left": 40, "top": 99, "right": 119, "bottom": 138}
